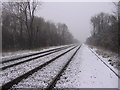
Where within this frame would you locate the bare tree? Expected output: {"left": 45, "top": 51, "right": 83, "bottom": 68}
{"left": 2, "top": 2, "right": 76, "bottom": 51}
{"left": 86, "top": 12, "right": 118, "bottom": 52}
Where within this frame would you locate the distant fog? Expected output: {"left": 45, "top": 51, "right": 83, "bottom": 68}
{"left": 36, "top": 2, "right": 114, "bottom": 42}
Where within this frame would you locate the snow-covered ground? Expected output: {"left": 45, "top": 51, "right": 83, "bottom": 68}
{"left": 1, "top": 46, "right": 74, "bottom": 86}
{"left": 13, "top": 46, "right": 78, "bottom": 88}
{"left": 55, "top": 44, "right": 118, "bottom": 88}
{"left": 1, "top": 44, "right": 119, "bottom": 88}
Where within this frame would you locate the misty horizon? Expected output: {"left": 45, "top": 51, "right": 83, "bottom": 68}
{"left": 36, "top": 2, "right": 115, "bottom": 42}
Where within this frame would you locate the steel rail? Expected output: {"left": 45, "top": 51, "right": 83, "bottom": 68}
{"left": 1, "top": 45, "right": 74, "bottom": 70}
{"left": 1, "top": 45, "right": 78, "bottom": 90}
{"left": 1, "top": 45, "right": 74, "bottom": 64}
{"left": 46, "top": 45, "right": 81, "bottom": 90}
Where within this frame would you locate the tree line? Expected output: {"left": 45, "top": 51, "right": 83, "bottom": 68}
{"left": 86, "top": 2, "right": 120, "bottom": 53}
{"left": 2, "top": 2, "right": 77, "bottom": 51}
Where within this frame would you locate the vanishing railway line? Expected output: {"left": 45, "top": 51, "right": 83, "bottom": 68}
{"left": 46, "top": 45, "right": 81, "bottom": 90}
{"left": 1, "top": 45, "right": 74, "bottom": 70}
{"left": 1, "top": 45, "right": 74, "bottom": 64}
{"left": 1, "top": 44, "right": 81, "bottom": 90}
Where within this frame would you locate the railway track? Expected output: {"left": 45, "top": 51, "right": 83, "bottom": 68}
{"left": 1, "top": 45, "right": 80, "bottom": 90}
{"left": 1, "top": 45, "right": 74, "bottom": 64}
{"left": 1, "top": 45, "right": 74, "bottom": 70}
{"left": 46, "top": 45, "right": 81, "bottom": 90}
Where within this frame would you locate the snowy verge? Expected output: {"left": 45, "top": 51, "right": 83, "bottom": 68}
{"left": 89, "top": 45, "right": 119, "bottom": 76}
{"left": 55, "top": 44, "right": 118, "bottom": 88}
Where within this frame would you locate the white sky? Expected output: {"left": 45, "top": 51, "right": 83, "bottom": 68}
{"left": 36, "top": 2, "right": 115, "bottom": 42}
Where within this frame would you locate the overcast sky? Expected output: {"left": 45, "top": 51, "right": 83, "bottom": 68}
{"left": 36, "top": 2, "right": 115, "bottom": 42}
